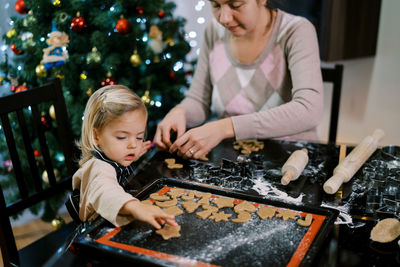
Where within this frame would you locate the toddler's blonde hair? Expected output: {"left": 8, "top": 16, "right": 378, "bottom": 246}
{"left": 78, "top": 85, "right": 146, "bottom": 166}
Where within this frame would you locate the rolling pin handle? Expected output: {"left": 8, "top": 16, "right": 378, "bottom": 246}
{"left": 281, "top": 170, "right": 294, "bottom": 185}
{"left": 323, "top": 173, "right": 345, "bottom": 194}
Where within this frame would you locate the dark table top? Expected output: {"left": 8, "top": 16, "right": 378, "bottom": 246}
{"left": 50, "top": 139, "right": 400, "bottom": 266}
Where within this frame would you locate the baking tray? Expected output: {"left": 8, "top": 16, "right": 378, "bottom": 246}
{"left": 71, "top": 178, "right": 338, "bottom": 266}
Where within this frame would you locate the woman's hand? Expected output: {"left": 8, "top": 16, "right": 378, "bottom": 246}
{"left": 169, "top": 118, "right": 234, "bottom": 159}
{"left": 121, "top": 200, "right": 178, "bottom": 229}
{"left": 153, "top": 107, "right": 186, "bottom": 150}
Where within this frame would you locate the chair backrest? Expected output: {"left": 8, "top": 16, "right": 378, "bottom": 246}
{"left": 0, "top": 78, "right": 76, "bottom": 266}
{"left": 321, "top": 64, "right": 344, "bottom": 143}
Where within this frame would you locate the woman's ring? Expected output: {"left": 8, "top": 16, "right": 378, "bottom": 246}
{"left": 189, "top": 149, "right": 194, "bottom": 156}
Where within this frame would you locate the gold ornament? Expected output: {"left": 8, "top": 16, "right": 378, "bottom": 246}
{"left": 42, "top": 169, "right": 60, "bottom": 184}
{"left": 165, "top": 37, "right": 175, "bottom": 46}
{"left": 35, "top": 63, "right": 47, "bottom": 78}
{"left": 51, "top": 217, "right": 65, "bottom": 230}
{"left": 80, "top": 72, "right": 87, "bottom": 80}
{"left": 0, "top": 77, "right": 4, "bottom": 86}
{"left": 86, "top": 87, "right": 93, "bottom": 96}
{"left": 53, "top": 0, "right": 61, "bottom": 7}
{"left": 141, "top": 90, "right": 151, "bottom": 106}
{"left": 6, "top": 29, "right": 17, "bottom": 38}
{"left": 49, "top": 105, "right": 56, "bottom": 120}
{"left": 130, "top": 50, "right": 142, "bottom": 67}
{"left": 55, "top": 72, "right": 65, "bottom": 79}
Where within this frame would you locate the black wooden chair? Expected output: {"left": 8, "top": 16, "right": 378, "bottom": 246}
{"left": 321, "top": 64, "right": 344, "bottom": 144}
{"left": 0, "top": 78, "right": 77, "bottom": 267}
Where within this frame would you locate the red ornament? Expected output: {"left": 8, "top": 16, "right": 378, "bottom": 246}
{"left": 158, "top": 10, "right": 165, "bottom": 18}
{"left": 41, "top": 115, "right": 49, "bottom": 129}
{"left": 10, "top": 44, "right": 23, "bottom": 55}
{"left": 71, "top": 13, "right": 87, "bottom": 32}
{"left": 15, "top": 0, "right": 29, "bottom": 15}
{"left": 115, "top": 17, "right": 132, "bottom": 35}
{"left": 101, "top": 76, "right": 116, "bottom": 87}
{"left": 136, "top": 6, "right": 144, "bottom": 15}
{"left": 169, "top": 71, "right": 176, "bottom": 80}
{"left": 15, "top": 84, "right": 28, "bottom": 93}
{"left": 34, "top": 150, "right": 41, "bottom": 157}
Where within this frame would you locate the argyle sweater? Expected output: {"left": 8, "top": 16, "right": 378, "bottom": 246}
{"left": 178, "top": 9, "right": 323, "bottom": 142}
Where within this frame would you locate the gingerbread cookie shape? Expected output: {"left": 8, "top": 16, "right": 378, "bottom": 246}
{"left": 181, "top": 191, "right": 195, "bottom": 201}
{"left": 156, "top": 225, "right": 181, "bottom": 240}
{"left": 209, "top": 211, "right": 232, "bottom": 222}
{"left": 156, "top": 198, "right": 178, "bottom": 208}
{"left": 234, "top": 201, "right": 256, "bottom": 213}
{"left": 212, "top": 197, "right": 235, "bottom": 209}
{"left": 196, "top": 205, "right": 219, "bottom": 220}
{"left": 181, "top": 200, "right": 201, "bottom": 213}
{"left": 150, "top": 193, "right": 170, "bottom": 201}
{"left": 163, "top": 206, "right": 184, "bottom": 216}
{"left": 370, "top": 218, "right": 400, "bottom": 243}
{"left": 276, "top": 209, "right": 298, "bottom": 221}
{"left": 167, "top": 188, "right": 185, "bottom": 198}
{"left": 257, "top": 206, "right": 276, "bottom": 220}
{"left": 232, "top": 211, "right": 251, "bottom": 223}
{"left": 164, "top": 158, "right": 176, "bottom": 165}
{"left": 297, "top": 214, "right": 313, "bottom": 227}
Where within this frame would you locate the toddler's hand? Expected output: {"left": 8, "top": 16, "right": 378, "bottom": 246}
{"left": 121, "top": 200, "right": 178, "bottom": 229}
{"left": 136, "top": 140, "right": 153, "bottom": 159}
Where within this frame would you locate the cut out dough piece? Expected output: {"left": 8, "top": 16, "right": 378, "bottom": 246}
{"left": 156, "top": 198, "right": 178, "bottom": 208}
{"left": 195, "top": 192, "right": 212, "bottom": 199}
{"left": 257, "top": 206, "right": 276, "bottom": 219}
{"left": 213, "top": 197, "right": 235, "bottom": 209}
{"left": 276, "top": 209, "right": 298, "bottom": 221}
{"left": 181, "top": 201, "right": 201, "bottom": 213}
{"left": 297, "top": 214, "right": 313, "bottom": 227}
{"left": 234, "top": 201, "right": 256, "bottom": 213}
{"left": 167, "top": 188, "right": 185, "bottom": 198}
{"left": 209, "top": 211, "right": 232, "bottom": 222}
{"left": 181, "top": 191, "right": 195, "bottom": 201}
{"left": 163, "top": 206, "right": 184, "bottom": 216}
{"left": 156, "top": 225, "right": 181, "bottom": 240}
{"left": 164, "top": 158, "right": 175, "bottom": 165}
{"left": 232, "top": 211, "right": 251, "bottom": 223}
{"left": 141, "top": 200, "right": 153, "bottom": 205}
{"left": 150, "top": 193, "right": 170, "bottom": 201}
{"left": 370, "top": 218, "right": 400, "bottom": 243}
{"left": 168, "top": 163, "right": 183, "bottom": 169}
{"left": 196, "top": 206, "right": 219, "bottom": 220}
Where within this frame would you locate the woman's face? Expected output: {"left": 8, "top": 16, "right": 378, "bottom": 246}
{"left": 209, "top": 0, "right": 267, "bottom": 37}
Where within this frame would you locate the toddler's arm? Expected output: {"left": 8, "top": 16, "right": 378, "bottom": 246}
{"left": 120, "top": 199, "right": 178, "bottom": 229}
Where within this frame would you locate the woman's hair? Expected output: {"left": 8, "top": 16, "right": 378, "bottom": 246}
{"left": 78, "top": 84, "right": 146, "bottom": 166}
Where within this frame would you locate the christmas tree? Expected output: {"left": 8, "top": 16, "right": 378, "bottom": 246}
{"left": 0, "top": 0, "right": 191, "bottom": 222}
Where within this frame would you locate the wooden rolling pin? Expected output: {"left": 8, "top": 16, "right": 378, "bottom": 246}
{"left": 281, "top": 148, "right": 309, "bottom": 185}
{"left": 323, "top": 129, "right": 385, "bottom": 194}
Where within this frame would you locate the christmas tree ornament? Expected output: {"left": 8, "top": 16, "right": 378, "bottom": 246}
{"left": 49, "top": 105, "right": 56, "bottom": 120}
{"left": 55, "top": 72, "right": 65, "bottom": 79}
{"left": 141, "top": 90, "right": 151, "bottom": 106}
{"left": 53, "top": 0, "right": 61, "bottom": 7}
{"left": 22, "top": 37, "right": 36, "bottom": 51}
{"left": 130, "top": 50, "right": 142, "bottom": 67}
{"left": 23, "top": 10, "right": 37, "bottom": 27}
{"left": 86, "top": 87, "right": 93, "bottom": 96}
{"left": 10, "top": 44, "right": 23, "bottom": 55}
{"left": 136, "top": 6, "right": 144, "bottom": 15}
{"left": 2, "top": 160, "right": 13, "bottom": 173}
{"left": 55, "top": 12, "right": 69, "bottom": 26}
{"left": 6, "top": 29, "right": 17, "bottom": 38}
{"left": 51, "top": 217, "right": 65, "bottom": 230}
{"left": 42, "top": 169, "right": 60, "bottom": 184}
{"left": 0, "top": 77, "right": 4, "bottom": 86}
{"left": 15, "top": 0, "right": 29, "bottom": 15}
{"left": 115, "top": 16, "right": 132, "bottom": 35}
{"left": 70, "top": 12, "right": 87, "bottom": 32}
{"left": 158, "top": 10, "right": 165, "bottom": 18}
{"left": 41, "top": 113, "right": 50, "bottom": 129}
{"left": 34, "top": 150, "right": 41, "bottom": 157}
{"left": 80, "top": 72, "right": 88, "bottom": 80}
{"left": 149, "top": 25, "right": 164, "bottom": 62}
{"left": 34, "top": 150, "right": 43, "bottom": 163}
{"left": 86, "top": 47, "right": 102, "bottom": 65}
{"left": 101, "top": 72, "right": 116, "bottom": 86}
{"left": 8, "top": 75, "right": 19, "bottom": 92}
{"left": 165, "top": 37, "right": 175, "bottom": 46}
{"left": 15, "top": 83, "right": 28, "bottom": 93}
{"left": 35, "top": 63, "right": 47, "bottom": 78}
{"left": 41, "top": 26, "right": 69, "bottom": 70}
{"left": 169, "top": 71, "right": 176, "bottom": 80}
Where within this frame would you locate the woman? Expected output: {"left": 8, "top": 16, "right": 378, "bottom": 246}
{"left": 154, "top": 0, "right": 323, "bottom": 159}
